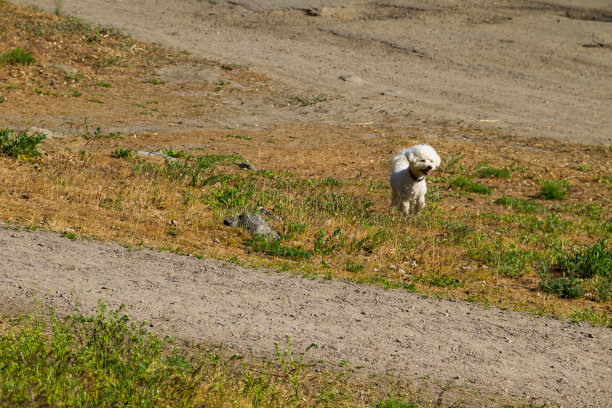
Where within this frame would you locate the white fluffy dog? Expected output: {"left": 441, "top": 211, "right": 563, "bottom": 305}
{"left": 390, "top": 144, "right": 441, "bottom": 215}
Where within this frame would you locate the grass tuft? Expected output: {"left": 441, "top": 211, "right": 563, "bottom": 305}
{"left": 449, "top": 176, "right": 492, "bottom": 195}
{"left": 246, "top": 236, "right": 311, "bottom": 260}
{"left": 0, "top": 47, "right": 36, "bottom": 65}
{"left": 539, "top": 179, "right": 569, "bottom": 200}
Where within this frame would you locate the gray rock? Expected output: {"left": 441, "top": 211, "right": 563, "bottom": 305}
{"left": 225, "top": 213, "right": 279, "bottom": 240}
{"left": 136, "top": 151, "right": 177, "bottom": 161}
{"left": 238, "top": 162, "right": 258, "bottom": 171}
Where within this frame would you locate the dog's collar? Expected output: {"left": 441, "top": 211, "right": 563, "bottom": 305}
{"left": 409, "top": 168, "right": 425, "bottom": 182}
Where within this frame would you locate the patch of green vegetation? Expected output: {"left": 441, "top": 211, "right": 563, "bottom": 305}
{"left": 0, "top": 303, "right": 201, "bottom": 407}
{"left": 0, "top": 47, "right": 36, "bottom": 65}
{"left": 376, "top": 396, "right": 419, "bottom": 408}
{"left": 569, "top": 308, "right": 612, "bottom": 327}
{"left": 60, "top": 231, "right": 78, "bottom": 240}
{"left": 314, "top": 228, "right": 345, "bottom": 255}
{"left": 344, "top": 260, "right": 365, "bottom": 272}
{"left": 76, "top": 117, "right": 123, "bottom": 139}
{"left": 449, "top": 176, "right": 492, "bottom": 195}
{"left": 367, "top": 276, "right": 417, "bottom": 291}
{"left": 539, "top": 240, "right": 611, "bottom": 301}
{"left": 474, "top": 164, "right": 510, "bottom": 178}
{"left": 0, "top": 128, "right": 45, "bottom": 158}
{"left": 143, "top": 78, "right": 165, "bottom": 85}
{"left": 89, "top": 98, "right": 104, "bottom": 104}
{"left": 425, "top": 275, "right": 463, "bottom": 288}
{"left": 539, "top": 179, "right": 570, "bottom": 200}
{"left": 161, "top": 148, "right": 188, "bottom": 158}
{"left": 96, "top": 81, "right": 111, "bottom": 88}
{"left": 494, "top": 196, "right": 542, "bottom": 213}
{"left": 295, "top": 95, "right": 326, "bottom": 106}
{"left": 246, "top": 235, "right": 311, "bottom": 259}
{"left": 282, "top": 221, "right": 308, "bottom": 240}
{"left": 70, "top": 88, "right": 82, "bottom": 97}
{"left": 112, "top": 148, "right": 135, "bottom": 159}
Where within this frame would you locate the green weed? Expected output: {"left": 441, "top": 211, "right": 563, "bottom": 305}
{"left": 449, "top": 176, "right": 492, "bottom": 195}
{"left": 568, "top": 308, "right": 612, "bottom": 327}
{"left": 143, "top": 78, "right": 165, "bottom": 85}
{"left": 112, "top": 148, "right": 135, "bottom": 159}
{"left": 539, "top": 240, "right": 611, "bottom": 301}
{"left": 474, "top": 164, "right": 510, "bottom": 178}
{"left": 539, "top": 179, "right": 570, "bottom": 200}
{"left": 161, "top": 149, "right": 188, "bottom": 158}
{"left": 0, "top": 128, "right": 45, "bottom": 158}
{"left": 246, "top": 236, "right": 311, "bottom": 260}
{"left": 275, "top": 335, "right": 317, "bottom": 408}
{"left": 0, "top": 47, "right": 36, "bottom": 65}
{"left": 540, "top": 276, "right": 584, "bottom": 299}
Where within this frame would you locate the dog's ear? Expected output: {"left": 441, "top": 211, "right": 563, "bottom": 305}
{"left": 405, "top": 148, "right": 416, "bottom": 163}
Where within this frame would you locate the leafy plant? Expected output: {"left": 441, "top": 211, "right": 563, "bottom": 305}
{"left": 539, "top": 240, "right": 611, "bottom": 301}
{"left": 539, "top": 179, "right": 570, "bottom": 200}
{"left": 0, "top": 128, "right": 45, "bottom": 158}
{"left": 112, "top": 148, "right": 135, "bottom": 159}
{"left": 540, "top": 276, "right": 583, "bottom": 299}
{"left": 162, "top": 148, "right": 188, "bottom": 158}
{"left": 0, "top": 47, "right": 36, "bottom": 65}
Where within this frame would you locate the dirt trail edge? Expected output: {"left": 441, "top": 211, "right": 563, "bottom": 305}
{"left": 2, "top": 227, "right": 610, "bottom": 407}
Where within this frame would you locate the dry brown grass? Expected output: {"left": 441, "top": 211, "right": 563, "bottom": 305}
{"left": 1, "top": 1, "right": 611, "bottom": 324}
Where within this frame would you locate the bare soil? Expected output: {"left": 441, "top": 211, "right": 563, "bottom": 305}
{"left": 2, "top": 0, "right": 612, "bottom": 407}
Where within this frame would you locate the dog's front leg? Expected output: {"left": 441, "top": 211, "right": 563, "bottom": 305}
{"left": 401, "top": 201, "right": 411, "bottom": 215}
{"left": 414, "top": 196, "right": 426, "bottom": 213}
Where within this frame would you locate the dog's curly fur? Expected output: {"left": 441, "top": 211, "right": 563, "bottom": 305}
{"left": 390, "top": 144, "right": 441, "bottom": 215}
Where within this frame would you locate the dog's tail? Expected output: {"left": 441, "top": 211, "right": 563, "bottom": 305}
{"left": 390, "top": 148, "right": 410, "bottom": 172}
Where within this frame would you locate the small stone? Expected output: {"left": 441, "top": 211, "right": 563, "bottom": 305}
{"left": 238, "top": 162, "right": 257, "bottom": 171}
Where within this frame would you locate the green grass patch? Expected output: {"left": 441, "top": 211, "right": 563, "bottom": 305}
{"left": 494, "top": 197, "right": 542, "bottom": 213}
{"left": 246, "top": 235, "right": 311, "bottom": 259}
{"left": 539, "top": 240, "right": 611, "bottom": 301}
{"left": 448, "top": 176, "right": 492, "bottom": 195}
{"left": 539, "top": 179, "right": 570, "bottom": 200}
{"left": 0, "top": 47, "right": 36, "bottom": 65}
{"left": 143, "top": 78, "right": 165, "bottom": 85}
{"left": 0, "top": 128, "right": 45, "bottom": 158}
{"left": 474, "top": 165, "right": 510, "bottom": 178}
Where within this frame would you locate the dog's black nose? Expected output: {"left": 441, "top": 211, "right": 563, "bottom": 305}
{"left": 426, "top": 165, "right": 433, "bottom": 170}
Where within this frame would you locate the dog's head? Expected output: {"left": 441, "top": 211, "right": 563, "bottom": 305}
{"left": 405, "top": 145, "right": 441, "bottom": 178}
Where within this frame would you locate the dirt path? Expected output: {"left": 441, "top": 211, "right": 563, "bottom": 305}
{"left": 2, "top": 227, "right": 611, "bottom": 407}
{"left": 11, "top": 0, "right": 612, "bottom": 145}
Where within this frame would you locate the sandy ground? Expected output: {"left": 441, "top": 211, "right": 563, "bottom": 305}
{"left": 9, "top": 0, "right": 612, "bottom": 145}
{"left": 2, "top": 0, "right": 612, "bottom": 406}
